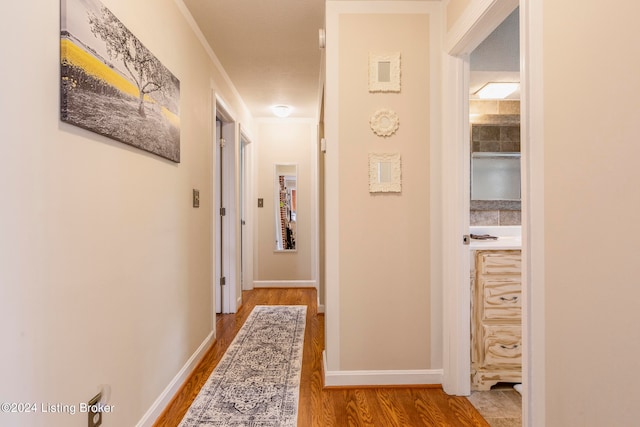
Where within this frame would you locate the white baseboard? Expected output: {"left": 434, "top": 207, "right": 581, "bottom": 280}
{"left": 253, "top": 280, "right": 317, "bottom": 288}
{"left": 136, "top": 331, "right": 215, "bottom": 427}
{"left": 322, "top": 351, "right": 443, "bottom": 387}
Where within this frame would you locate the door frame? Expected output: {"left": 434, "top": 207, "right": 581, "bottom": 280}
{"left": 442, "top": 0, "right": 519, "bottom": 395}
{"left": 213, "top": 93, "right": 239, "bottom": 314}
{"left": 239, "top": 125, "right": 255, "bottom": 291}
{"left": 442, "top": 0, "right": 544, "bottom": 425}
{"left": 519, "top": 0, "right": 545, "bottom": 424}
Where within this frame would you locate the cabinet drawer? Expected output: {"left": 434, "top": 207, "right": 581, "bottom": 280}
{"left": 482, "top": 325, "right": 522, "bottom": 367}
{"left": 481, "top": 277, "right": 522, "bottom": 320}
{"left": 477, "top": 251, "right": 521, "bottom": 275}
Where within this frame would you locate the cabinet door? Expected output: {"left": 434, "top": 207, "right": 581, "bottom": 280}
{"left": 480, "top": 277, "right": 522, "bottom": 320}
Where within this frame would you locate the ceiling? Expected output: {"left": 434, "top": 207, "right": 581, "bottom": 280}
{"left": 183, "top": 0, "right": 325, "bottom": 119}
{"left": 180, "top": 1, "right": 519, "bottom": 119}
{"left": 470, "top": 8, "right": 520, "bottom": 99}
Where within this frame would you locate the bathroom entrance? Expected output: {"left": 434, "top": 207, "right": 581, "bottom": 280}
{"left": 441, "top": 0, "right": 532, "bottom": 424}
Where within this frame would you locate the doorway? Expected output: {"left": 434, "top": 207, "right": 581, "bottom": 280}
{"left": 443, "top": 0, "right": 545, "bottom": 426}
{"left": 466, "top": 11, "right": 522, "bottom": 425}
{"left": 214, "top": 98, "right": 238, "bottom": 314}
{"left": 443, "top": 0, "right": 528, "bottom": 406}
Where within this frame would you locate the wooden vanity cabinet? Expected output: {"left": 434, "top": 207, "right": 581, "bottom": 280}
{"left": 471, "top": 250, "right": 522, "bottom": 390}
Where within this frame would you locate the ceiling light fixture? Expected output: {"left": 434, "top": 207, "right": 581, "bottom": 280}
{"left": 476, "top": 82, "right": 519, "bottom": 99}
{"left": 271, "top": 105, "right": 292, "bottom": 118}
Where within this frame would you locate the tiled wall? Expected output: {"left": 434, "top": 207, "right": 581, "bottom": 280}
{"left": 472, "top": 124, "right": 520, "bottom": 153}
{"left": 470, "top": 207, "right": 521, "bottom": 226}
{"left": 470, "top": 100, "right": 521, "bottom": 226}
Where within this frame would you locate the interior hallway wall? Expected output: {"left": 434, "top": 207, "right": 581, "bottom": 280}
{"left": 0, "top": 0, "right": 253, "bottom": 425}
{"left": 542, "top": 1, "right": 640, "bottom": 425}
{"left": 325, "top": 1, "right": 440, "bottom": 375}
{"left": 447, "top": 0, "right": 472, "bottom": 31}
{"left": 255, "top": 119, "right": 315, "bottom": 282}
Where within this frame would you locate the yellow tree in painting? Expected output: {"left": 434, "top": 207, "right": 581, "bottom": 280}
{"left": 88, "top": 6, "right": 177, "bottom": 118}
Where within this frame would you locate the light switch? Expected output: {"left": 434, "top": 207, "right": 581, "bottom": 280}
{"left": 193, "top": 189, "right": 200, "bottom": 208}
{"left": 258, "top": 198, "right": 264, "bottom": 208}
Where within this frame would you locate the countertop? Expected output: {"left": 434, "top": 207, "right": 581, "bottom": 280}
{"left": 469, "top": 226, "right": 522, "bottom": 250}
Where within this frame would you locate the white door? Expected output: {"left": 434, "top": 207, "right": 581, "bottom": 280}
{"left": 214, "top": 100, "right": 238, "bottom": 314}
{"left": 215, "top": 118, "right": 224, "bottom": 314}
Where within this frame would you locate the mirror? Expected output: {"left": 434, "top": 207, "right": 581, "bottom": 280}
{"left": 275, "top": 164, "right": 297, "bottom": 251}
{"left": 471, "top": 152, "right": 521, "bottom": 200}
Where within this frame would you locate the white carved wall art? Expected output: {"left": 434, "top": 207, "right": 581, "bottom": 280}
{"left": 369, "top": 52, "right": 401, "bottom": 92}
{"left": 369, "top": 153, "right": 401, "bottom": 193}
{"left": 369, "top": 109, "right": 399, "bottom": 137}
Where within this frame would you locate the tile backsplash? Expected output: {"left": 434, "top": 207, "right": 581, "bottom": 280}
{"left": 470, "top": 209, "right": 521, "bottom": 226}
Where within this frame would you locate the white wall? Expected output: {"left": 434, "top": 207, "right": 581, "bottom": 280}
{"left": 446, "top": 0, "right": 472, "bottom": 31}
{"left": 0, "top": 0, "right": 252, "bottom": 425}
{"left": 542, "top": 1, "right": 640, "bottom": 425}
{"left": 255, "top": 119, "right": 316, "bottom": 283}
{"left": 324, "top": 1, "right": 443, "bottom": 383}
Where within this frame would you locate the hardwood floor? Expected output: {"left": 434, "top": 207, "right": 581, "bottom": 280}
{"left": 154, "top": 288, "right": 489, "bottom": 426}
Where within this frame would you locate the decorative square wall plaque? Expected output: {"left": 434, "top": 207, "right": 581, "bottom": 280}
{"left": 368, "top": 52, "right": 401, "bottom": 92}
{"left": 369, "top": 153, "right": 401, "bottom": 193}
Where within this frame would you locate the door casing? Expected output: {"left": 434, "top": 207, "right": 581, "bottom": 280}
{"left": 214, "top": 94, "right": 239, "bottom": 314}
{"left": 442, "top": 0, "right": 545, "bottom": 425}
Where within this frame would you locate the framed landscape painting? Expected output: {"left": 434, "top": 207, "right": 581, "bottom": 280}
{"left": 60, "top": 0, "right": 180, "bottom": 162}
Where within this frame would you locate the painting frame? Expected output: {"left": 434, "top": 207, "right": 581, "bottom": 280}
{"left": 369, "top": 152, "right": 402, "bottom": 193}
{"left": 60, "top": 0, "right": 181, "bottom": 162}
{"left": 368, "top": 52, "right": 401, "bottom": 93}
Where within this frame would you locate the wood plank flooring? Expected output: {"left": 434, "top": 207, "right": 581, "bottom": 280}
{"left": 153, "top": 288, "right": 489, "bottom": 426}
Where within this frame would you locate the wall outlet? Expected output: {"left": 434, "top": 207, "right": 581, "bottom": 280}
{"left": 87, "top": 393, "right": 103, "bottom": 427}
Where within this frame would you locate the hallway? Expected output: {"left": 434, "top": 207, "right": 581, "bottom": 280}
{"left": 154, "top": 288, "right": 489, "bottom": 426}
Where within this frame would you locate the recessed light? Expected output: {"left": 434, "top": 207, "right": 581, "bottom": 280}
{"left": 271, "top": 105, "right": 292, "bottom": 118}
{"left": 475, "top": 82, "right": 519, "bottom": 99}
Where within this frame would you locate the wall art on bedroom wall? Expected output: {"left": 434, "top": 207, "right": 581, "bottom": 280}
{"left": 60, "top": 0, "right": 181, "bottom": 162}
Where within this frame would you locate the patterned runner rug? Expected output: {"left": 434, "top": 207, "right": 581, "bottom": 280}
{"left": 179, "top": 305, "right": 307, "bottom": 427}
